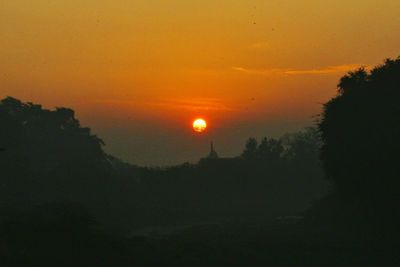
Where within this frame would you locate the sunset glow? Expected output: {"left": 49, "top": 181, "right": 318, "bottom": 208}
{"left": 1, "top": 0, "right": 399, "bottom": 165}
{"left": 1, "top": 0, "right": 398, "bottom": 262}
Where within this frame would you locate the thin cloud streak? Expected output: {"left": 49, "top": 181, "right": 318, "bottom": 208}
{"left": 233, "top": 64, "right": 370, "bottom": 76}
{"left": 94, "top": 98, "right": 232, "bottom": 112}
{"left": 146, "top": 98, "right": 232, "bottom": 112}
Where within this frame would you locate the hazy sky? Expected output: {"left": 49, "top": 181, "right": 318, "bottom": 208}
{"left": 1, "top": 0, "right": 400, "bottom": 165}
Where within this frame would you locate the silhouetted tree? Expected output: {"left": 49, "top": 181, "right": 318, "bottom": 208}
{"left": 242, "top": 138, "right": 258, "bottom": 159}
{"left": 0, "top": 97, "right": 112, "bottom": 214}
{"left": 319, "top": 57, "right": 400, "bottom": 222}
{"left": 282, "top": 127, "right": 321, "bottom": 164}
{"left": 257, "top": 137, "right": 284, "bottom": 162}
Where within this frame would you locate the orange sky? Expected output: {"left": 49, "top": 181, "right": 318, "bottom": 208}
{"left": 1, "top": 0, "right": 400, "bottom": 165}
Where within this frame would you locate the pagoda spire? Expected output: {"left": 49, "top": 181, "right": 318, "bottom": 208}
{"left": 208, "top": 141, "right": 219, "bottom": 159}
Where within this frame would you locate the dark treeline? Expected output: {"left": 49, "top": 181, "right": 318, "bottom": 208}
{"left": 1, "top": 57, "right": 399, "bottom": 266}
{"left": 0, "top": 96, "right": 327, "bottom": 232}
{"left": 111, "top": 126, "right": 326, "bottom": 230}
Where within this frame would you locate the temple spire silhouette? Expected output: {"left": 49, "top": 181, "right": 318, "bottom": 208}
{"left": 207, "top": 141, "right": 219, "bottom": 159}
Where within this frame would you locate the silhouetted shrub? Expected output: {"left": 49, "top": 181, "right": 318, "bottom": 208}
{"left": 319, "top": 57, "right": 400, "bottom": 224}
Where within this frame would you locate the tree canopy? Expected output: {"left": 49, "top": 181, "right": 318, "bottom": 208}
{"left": 319, "top": 57, "right": 400, "bottom": 208}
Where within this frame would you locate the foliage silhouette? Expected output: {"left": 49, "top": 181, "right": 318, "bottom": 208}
{"left": 241, "top": 137, "right": 258, "bottom": 159}
{"left": 319, "top": 57, "right": 400, "bottom": 226}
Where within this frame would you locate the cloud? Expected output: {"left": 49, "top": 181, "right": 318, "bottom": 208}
{"left": 145, "top": 98, "right": 232, "bottom": 112}
{"left": 233, "top": 64, "right": 369, "bottom": 76}
{"left": 93, "top": 97, "right": 232, "bottom": 113}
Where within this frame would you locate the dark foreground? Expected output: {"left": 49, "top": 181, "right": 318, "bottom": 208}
{"left": 2, "top": 217, "right": 399, "bottom": 267}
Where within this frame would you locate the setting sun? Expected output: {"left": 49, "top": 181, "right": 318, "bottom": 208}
{"left": 2, "top": 0, "right": 399, "bottom": 262}
{"left": 193, "top": 118, "right": 207, "bottom": 133}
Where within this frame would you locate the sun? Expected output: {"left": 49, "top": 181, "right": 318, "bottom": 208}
{"left": 193, "top": 118, "right": 207, "bottom": 133}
